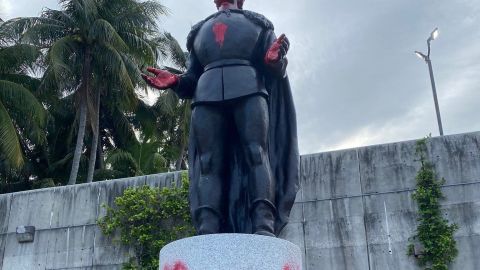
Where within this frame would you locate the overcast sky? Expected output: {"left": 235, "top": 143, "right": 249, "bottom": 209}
{"left": 1, "top": 0, "right": 479, "bottom": 154}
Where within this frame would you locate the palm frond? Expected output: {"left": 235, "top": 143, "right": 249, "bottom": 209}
{"left": 88, "top": 19, "right": 128, "bottom": 51}
{"left": 41, "top": 9, "right": 75, "bottom": 27}
{"left": 106, "top": 149, "right": 141, "bottom": 175}
{"left": 59, "top": 0, "right": 99, "bottom": 29}
{"left": 0, "top": 74, "right": 40, "bottom": 92}
{"left": 0, "top": 80, "right": 47, "bottom": 126}
{"left": 158, "top": 33, "right": 187, "bottom": 70}
{"left": 21, "top": 21, "right": 69, "bottom": 47}
{"left": 48, "top": 152, "right": 73, "bottom": 172}
{"left": 0, "top": 44, "right": 41, "bottom": 74}
{"left": 0, "top": 101, "right": 23, "bottom": 168}
{"left": 92, "top": 43, "right": 135, "bottom": 96}
{"left": 103, "top": 0, "right": 166, "bottom": 33}
{"left": 47, "top": 35, "right": 80, "bottom": 89}
{"left": 118, "top": 31, "right": 156, "bottom": 65}
{"left": 0, "top": 17, "right": 42, "bottom": 43}
{"left": 134, "top": 99, "right": 159, "bottom": 139}
{"left": 109, "top": 107, "right": 138, "bottom": 148}
{"left": 154, "top": 89, "right": 179, "bottom": 116}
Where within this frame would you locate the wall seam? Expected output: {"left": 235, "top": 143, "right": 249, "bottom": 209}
{"left": 300, "top": 157, "right": 308, "bottom": 269}
{"left": 0, "top": 194, "right": 14, "bottom": 269}
{"left": 357, "top": 148, "right": 372, "bottom": 270}
{"left": 43, "top": 188, "right": 57, "bottom": 269}
{"left": 91, "top": 186, "right": 101, "bottom": 267}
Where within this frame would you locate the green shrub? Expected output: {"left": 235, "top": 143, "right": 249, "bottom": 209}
{"left": 407, "top": 137, "right": 458, "bottom": 270}
{"left": 98, "top": 173, "right": 195, "bottom": 269}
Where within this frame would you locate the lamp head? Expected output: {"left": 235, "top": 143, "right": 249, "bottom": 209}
{"left": 428, "top": 27, "right": 439, "bottom": 42}
{"left": 415, "top": 51, "right": 427, "bottom": 61}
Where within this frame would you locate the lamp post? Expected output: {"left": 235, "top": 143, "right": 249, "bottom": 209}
{"left": 415, "top": 27, "right": 444, "bottom": 136}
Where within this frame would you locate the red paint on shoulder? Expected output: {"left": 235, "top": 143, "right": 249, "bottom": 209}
{"left": 212, "top": 22, "right": 228, "bottom": 48}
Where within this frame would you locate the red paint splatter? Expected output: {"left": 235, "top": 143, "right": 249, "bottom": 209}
{"left": 214, "top": 0, "right": 238, "bottom": 8}
{"left": 213, "top": 22, "right": 228, "bottom": 48}
{"left": 163, "top": 261, "right": 188, "bottom": 270}
{"left": 283, "top": 262, "right": 300, "bottom": 270}
{"left": 265, "top": 34, "right": 287, "bottom": 65}
{"left": 265, "top": 42, "right": 281, "bottom": 64}
{"left": 173, "top": 261, "right": 188, "bottom": 270}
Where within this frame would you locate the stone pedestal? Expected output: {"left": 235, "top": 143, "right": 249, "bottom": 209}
{"left": 159, "top": 234, "right": 302, "bottom": 270}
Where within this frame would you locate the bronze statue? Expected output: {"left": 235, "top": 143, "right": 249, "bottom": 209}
{"left": 143, "top": 0, "right": 298, "bottom": 237}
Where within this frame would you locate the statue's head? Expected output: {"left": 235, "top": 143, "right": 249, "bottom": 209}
{"left": 214, "top": 0, "right": 244, "bottom": 9}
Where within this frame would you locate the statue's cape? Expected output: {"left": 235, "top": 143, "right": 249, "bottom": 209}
{"left": 187, "top": 10, "right": 299, "bottom": 236}
{"left": 188, "top": 74, "right": 299, "bottom": 235}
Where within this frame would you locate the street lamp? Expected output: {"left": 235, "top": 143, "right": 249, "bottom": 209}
{"left": 415, "top": 27, "right": 444, "bottom": 136}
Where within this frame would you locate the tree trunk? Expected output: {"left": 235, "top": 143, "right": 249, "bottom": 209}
{"left": 68, "top": 100, "right": 87, "bottom": 185}
{"left": 175, "top": 102, "right": 190, "bottom": 171}
{"left": 86, "top": 90, "right": 100, "bottom": 183}
{"left": 68, "top": 46, "right": 92, "bottom": 185}
{"left": 175, "top": 139, "right": 186, "bottom": 171}
{"left": 96, "top": 131, "right": 104, "bottom": 170}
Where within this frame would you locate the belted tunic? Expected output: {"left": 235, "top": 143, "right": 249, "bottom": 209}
{"left": 173, "top": 9, "right": 281, "bottom": 106}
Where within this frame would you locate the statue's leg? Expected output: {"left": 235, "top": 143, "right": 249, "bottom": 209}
{"left": 233, "top": 95, "right": 276, "bottom": 237}
{"left": 191, "top": 104, "right": 227, "bottom": 235}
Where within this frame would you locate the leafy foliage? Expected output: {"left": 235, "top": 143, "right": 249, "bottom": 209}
{"left": 0, "top": 41, "right": 46, "bottom": 173}
{"left": 98, "top": 172, "right": 194, "bottom": 270}
{"left": 0, "top": 1, "right": 191, "bottom": 191}
{"left": 408, "top": 137, "right": 458, "bottom": 270}
{"left": 0, "top": 0, "right": 173, "bottom": 185}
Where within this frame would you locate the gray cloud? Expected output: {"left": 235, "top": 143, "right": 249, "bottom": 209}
{"left": 2, "top": 0, "right": 58, "bottom": 18}
{"left": 4, "top": 0, "right": 480, "bottom": 154}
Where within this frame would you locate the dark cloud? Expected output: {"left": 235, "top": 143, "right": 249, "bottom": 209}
{"left": 6, "top": 0, "right": 480, "bottom": 154}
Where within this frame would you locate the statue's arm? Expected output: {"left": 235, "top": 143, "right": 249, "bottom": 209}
{"left": 172, "top": 51, "right": 203, "bottom": 99}
{"left": 142, "top": 51, "right": 202, "bottom": 99}
{"left": 263, "top": 30, "right": 290, "bottom": 78}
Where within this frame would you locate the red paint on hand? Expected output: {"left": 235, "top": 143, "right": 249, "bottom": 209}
{"left": 213, "top": 22, "right": 228, "bottom": 48}
{"left": 265, "top": 34, "right": 288, "bottom": 65}
{"left": 142, "top": 67, "right": 179, "bottom": 90}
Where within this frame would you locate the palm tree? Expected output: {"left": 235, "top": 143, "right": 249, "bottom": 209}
{"left": 1, "top": 0, "right": 166, "bottom": 184}
{"left": 0, "top": 41, "right": 46, "bottom": 169}
{"left": 155, "top": 32, "right": 190, "bottom": 170}
{"left": 96, "top": 32, "right": 190, "bottom": 179}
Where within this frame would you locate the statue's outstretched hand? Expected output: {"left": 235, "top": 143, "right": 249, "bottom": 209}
{"left": 265, "top": 34, "right": 290, "bottom": 65}
{"left": 142, "top": 67, "right": 179, "bottom": 90}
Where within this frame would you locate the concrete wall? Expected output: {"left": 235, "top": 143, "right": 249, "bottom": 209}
{"left": 0, "top": 132, "right": 479, "bottom": 270}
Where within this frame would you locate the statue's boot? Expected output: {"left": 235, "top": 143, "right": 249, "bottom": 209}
{"left": 251, "top": 199, "right": 276, "bottom": 237}
{"left": 196, "top": 206, "right": 222, "bottom": 235}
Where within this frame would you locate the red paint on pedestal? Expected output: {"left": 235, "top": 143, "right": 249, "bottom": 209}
{"left": 163, "top": 261, "right": 188, "bottom": 270}
{"left": 173, "top": 261, "right": 188, "bottom": 270}
{"left": 213, "top": 22, "right": 228, "bottom": 48}
{"left": 283, "top": 262, "right": 300, "bottom": 270}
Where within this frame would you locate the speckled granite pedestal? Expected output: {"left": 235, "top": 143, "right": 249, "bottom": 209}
{"left": 159, "top": 234, "right": 302, "bottom": 270}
